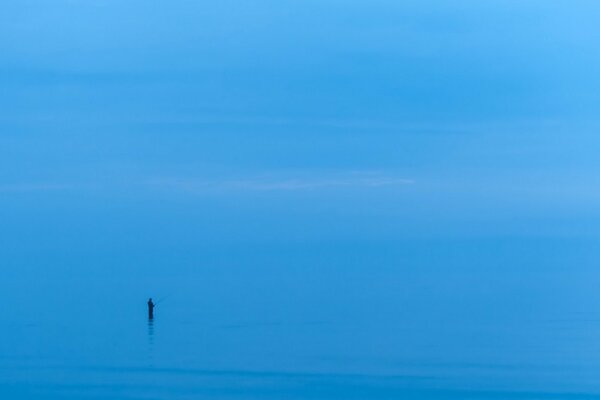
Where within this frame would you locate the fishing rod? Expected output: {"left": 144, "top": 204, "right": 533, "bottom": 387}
{"left": 154, "top": 295, "right": 171, "bottom": 306}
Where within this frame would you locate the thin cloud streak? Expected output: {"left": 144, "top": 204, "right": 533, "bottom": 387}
{"left": 149, "top": 174, "right": 414, "bottom": 193}
{"left": 0, "top": 183, "right": 72, "bottom": 193}
{"left": 0, "top": 175, "right": 414, "bottom": 195}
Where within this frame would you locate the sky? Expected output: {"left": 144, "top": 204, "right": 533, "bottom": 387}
{"left": 2, "top": 1, "right": 600, "bottom": 331}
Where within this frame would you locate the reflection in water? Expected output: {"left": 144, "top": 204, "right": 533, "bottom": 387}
{"left": 147, "top": 317, "right": 154, "bottom": 366}
{"left": 147, "top": 318, "right": 154, "bottom": 341}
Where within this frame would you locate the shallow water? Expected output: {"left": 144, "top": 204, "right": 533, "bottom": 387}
{"left": 1, "top": 239, "right": 600, "bottom": 399}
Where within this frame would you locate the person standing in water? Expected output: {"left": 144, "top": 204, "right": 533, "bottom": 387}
{"left": 148, "top": 298, "right": 155, "bottom": 319}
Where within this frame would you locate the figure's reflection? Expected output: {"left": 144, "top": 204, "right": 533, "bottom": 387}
{"left": 147, "top": 315, "right": 155, "bottom": 366}
{"left": 147, "top": 316, "right": 154, "bottom": 341}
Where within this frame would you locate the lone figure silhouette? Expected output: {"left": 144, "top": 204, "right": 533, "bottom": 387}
{"left": 148, "top": 298, "right": 155, "bottom": 319}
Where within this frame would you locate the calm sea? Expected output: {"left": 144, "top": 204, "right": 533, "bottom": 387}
{"left": 1, "top": 238, "right": 599, "bottom": 399}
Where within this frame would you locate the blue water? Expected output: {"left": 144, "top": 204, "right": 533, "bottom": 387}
{"left": 1, "top": 239, "right": 600, "bottom": 399}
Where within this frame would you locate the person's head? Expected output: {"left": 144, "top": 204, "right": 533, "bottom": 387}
{"left": 149, "top": 298, "right": 153, "bottom": 302}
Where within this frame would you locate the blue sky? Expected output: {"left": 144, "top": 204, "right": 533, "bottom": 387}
{"left": 2, "top": 1, "right": 600, "bottom": 270}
